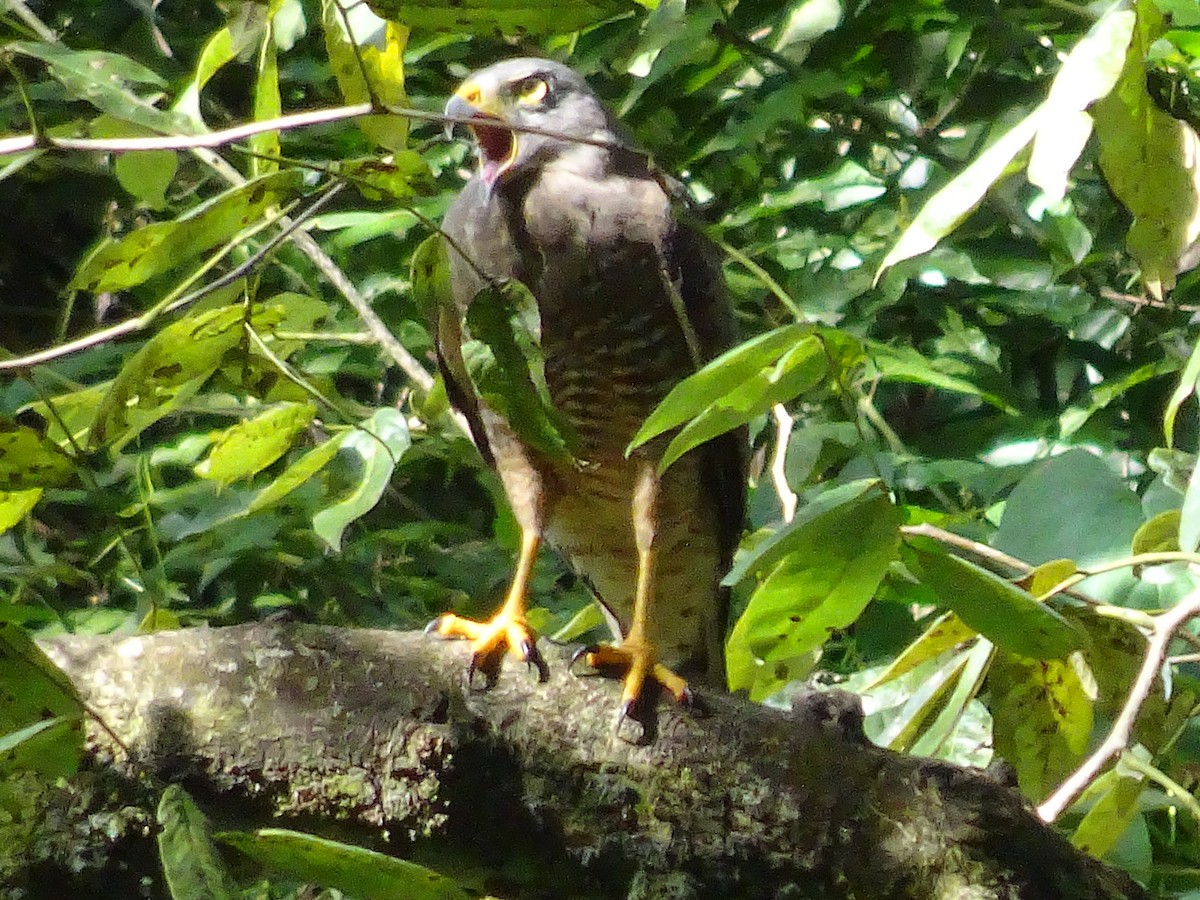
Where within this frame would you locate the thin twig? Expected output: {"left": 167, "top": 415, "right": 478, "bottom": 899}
{"left": 1037, "top": 590, "right": 1200, "bottom": 822}
{"left": 2, "top": 0, "right": 57, "bottom": 42}
{"left": 0, "top": 101, "right": 648, "bottom": 158}
{"left": 900, "top": 523, "right": 1034, "bottom": 575}
{"left": 770, "top": 404, "right": 797, "bottom": 523}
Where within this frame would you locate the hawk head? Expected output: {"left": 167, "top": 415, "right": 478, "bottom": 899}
{"left": 445, "top": 58, "right": 626, "bottom": 187}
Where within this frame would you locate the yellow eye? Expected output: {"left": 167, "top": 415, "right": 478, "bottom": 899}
{"left": 515, "top": 77, "right": 548, "bottom": 105}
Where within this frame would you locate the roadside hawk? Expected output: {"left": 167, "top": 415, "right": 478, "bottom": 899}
{"left": 429, "top": 58, "right": 746, "bottom": 733}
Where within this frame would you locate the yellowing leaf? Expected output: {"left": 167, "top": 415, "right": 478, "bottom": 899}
{"left": 322, "top": 0, "right": 409, "bottom": 151}
{"left": 991, "top": 651, "right": 1095, "bottom": 799}
{"left": 1093, "top": 3, "right": 1200, "bottom": 299}
{"left": 0, "top": 489, "right": 42, "bottom": 535}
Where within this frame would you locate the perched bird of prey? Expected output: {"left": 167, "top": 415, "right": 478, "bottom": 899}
{"left": 429, "top": 58, "right": 746, "bottom": 734}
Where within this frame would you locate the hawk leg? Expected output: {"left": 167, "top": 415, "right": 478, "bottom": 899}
{"left": 427, "top": 529, "right": 549, "bottom": 686}
{"left": 576, "top": 463, "right": 697, "bottom": 740}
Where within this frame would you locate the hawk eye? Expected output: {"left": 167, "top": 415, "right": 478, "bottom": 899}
{"left": 514, "top": 76, "right": 549, "bottom": 105}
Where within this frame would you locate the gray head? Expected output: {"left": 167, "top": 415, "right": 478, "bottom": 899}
{"left": 444, "top": 58, "right": 630, "bottom": 187}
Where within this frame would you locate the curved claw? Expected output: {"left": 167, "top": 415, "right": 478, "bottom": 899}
{"left": 568, "top": 644, "right": 600, "bottom": 677}
{"left": 424, "top": 616, "right": 448, "bottom": 635}
{"left": 522, "top": 639, "right": 550, "bottom": 682}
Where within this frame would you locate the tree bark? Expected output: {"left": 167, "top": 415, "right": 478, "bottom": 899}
{"left": 33, "top": 623, "right": 1142, "bottom": 900}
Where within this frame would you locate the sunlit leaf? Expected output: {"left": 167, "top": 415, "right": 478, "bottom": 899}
{"left": 1093, "top": 2, "right": 1200, "bottom": 298}
{"left": 313, "top": 408, "right": 411, "bottom": 550}
{"left": 9, "top": 41, "right": 194, "bottom": 134}
{"left": 866, "top": 610, "right": 978, "bottom": 690}
{"left": 70, "top": 170, "right": 303, "bottom": 293}
{"left": 0, "top": 424, "right": 75, "bottom": 490}
{"left": 217, "top": 828, "right": 470, "bottom": 900}
{"left": 726, "top": 489, "right": 901, "bottom": 699}
{"left": 322, "top": 0, "right": 409, "bottom": 151}
{"left": 195, "top": 402, "right": 317, "bottom": 486}
{"left": 365, "top": 0, "right": 624, "bottom": 35}
{"left": 1027, "top": 6, "right": 1135, "bottom": 201}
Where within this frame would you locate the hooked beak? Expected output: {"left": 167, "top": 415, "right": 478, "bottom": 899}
{"left": 445, "top": 80, "right": 517, "bottom": 188}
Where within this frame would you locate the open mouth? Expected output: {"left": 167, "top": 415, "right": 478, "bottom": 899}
{"left": 469, "top": 116, "right": 517, "bottom": 185}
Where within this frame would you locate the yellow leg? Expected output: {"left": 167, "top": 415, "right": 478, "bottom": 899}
{"left": 578, "top": 464, "right": 694, "bottom": 738}
{"left": 427, "top": 529, "right": 548, "bottom": 685}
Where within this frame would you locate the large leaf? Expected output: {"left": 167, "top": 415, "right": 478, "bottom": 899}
{"left": 70, "top": 170, "right": 303, "bottom": 293}
{"left": 908, "top": 547, "right": 1086, "bottom": 659}
{"left": 313, "top": 408, "right": 411, "bottom": 551}
{"left": 365, "top": 0, "right": 625, "bottom": 35}
{"left": 157, "top": 785, "right": 238, "bottom": 900}
{"left": 322, "top": 0, "right": 410, "bottom": 151}
{"left": 0, "top": 623, "right": 84, "bottom": 779}
{"left": 0, "top": 424, "right": 75, "bottom": 490}
{"left": 195, "top": 402, "right": 318, "bottom": 486}
{"left": 726, "top": 488, "right": 901, "bottom": 699}
{"left": 464, "top": 282, "right": 582, "bottom": 465}
{"left": 217, "top": 828, "right": 470, "bottom": 900}
{"left": 90, "top": 304, "right": 286, "bottom": 451}
{"left": 1071, "top": 768, "right": 1145, "bottom": 860}
{"left": 630, "top": 324, "right": 811, "bottom": 449}
{"left": 990, "top": 650, "right": 1095, "bottom": 799}
{"left": 1093, "top": 2, "right": 1200, "bottom": 298}
{"left": 9, "top": 41, "right": 195, "bottom": 134}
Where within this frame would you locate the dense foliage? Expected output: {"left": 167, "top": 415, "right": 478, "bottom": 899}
{"left": 2, "top": 0, "right": 1200, "bottom": 895}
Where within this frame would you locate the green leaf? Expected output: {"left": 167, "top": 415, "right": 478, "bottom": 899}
{"left": 1164, "top": 337, "right": 1200, "bottom": 447}
{"left": 991, "top": 651, "right": 1095, "bottom": 799}
{"left": 217, "top": 828, "right": 470, "bottom": 900}
{"left": 909, "top": 547, "right": 1086, "bottom": 659}
{"left": 365, "top": 0, "right": 623, "bottom": 35}
{"left": 247, "top": 433, "right": 347, "bottom": 516}
{"left": 876, "top": 112, "right": 1042, "bottom": 279}
{"left": 1027, "top": 5, "right": 1135, "bottom": 201}
{"left": 340, "top": 153, "right": 435, "bottom": 201}
{"left": 250, "top": 20, "right": 282, "bottom": 178}
{"left": 994, "top": 449, "right": 1144, "bottom": 570}
{"left": 174, "top": 21, "right": 241, "bottom": 125}
{"left": 0, "top": 424, "right": 75, "bottom": 490}
{"left": 90, "top": 304, "right": 286, "bottom": 451}
{"left": 464, "top": 282, "right": 583, "bottom": 464}
{"left": 322, "top": 0, "right": 410, "bottom": 151}
{"left": 115, "top": 150, "right": 179, "bottom": 209}
{"left": 70, "top": 169, "right": 303, "bottom": 293}
{"left": 868, "top": 343, "right": 1015, "bottom": 412}
{"left": 1070, "top": 769, "right": 1145, "bottom": 859}
{"left": 313, "top": 408, "right": 411, "bottom": 551}
{"left": 195, "top": 402, "right": 317, "bottom": 486}
{"left": 726, "top": 489, "right": 901, "bottom": 699}
{"left": 9, "top": 42, "right": 195, "bottom": 134}
{"left": 1132, "top": 509, "right": 1181, "bottom": 555}
{"left": 157, "top": 785, "right": 238, "bottom": 900}
{"left": 1093, "top": 2, "right": 1200, "bottom": 298}
{"left": 723, "top": 479, "right": 884, "bottom": 587}
{"left": 908, "top": 639, "right": 994, "bottom": 758}
{"left": 0, "top": 623, "right": 84, "bottom": 778}
{"left": 0, "top": 489, "right": 42, "bottom": 535}
{"left": 866, "top": 610, "right": 978, "bottom": 690}
{"left": 630, "top": 324, "right": 810, "bottom": 451}
{"left": 657, "top": 333, "right": 830, "bottom": 472}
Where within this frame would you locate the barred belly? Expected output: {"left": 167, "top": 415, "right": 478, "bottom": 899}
{"left": 540, "top": 301, "right": 724, "bottom": 674}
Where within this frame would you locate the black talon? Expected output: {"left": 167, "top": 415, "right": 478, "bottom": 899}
{"left": 523, "top": 641, "right": 550, "bottom": 682}
{"left": 424, "top": 616, "right": 446, "bottom": 635}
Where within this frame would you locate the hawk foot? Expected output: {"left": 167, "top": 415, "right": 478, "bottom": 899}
{"left": 570, "top": 640, "right": 697, "bottom": 743}
{"left": 426, "top": 612, "right": 549, "bottom": 687}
